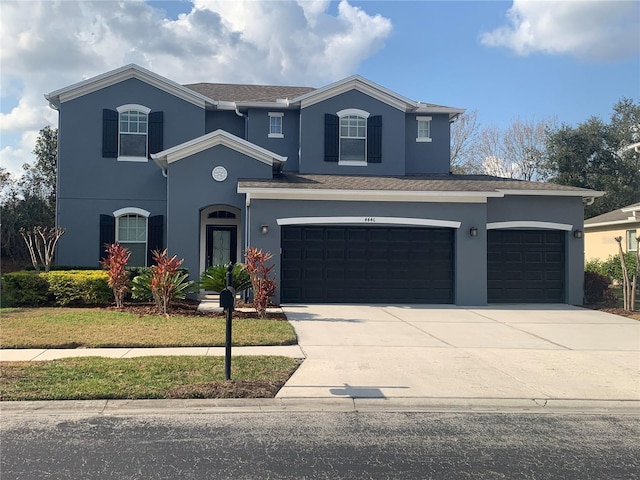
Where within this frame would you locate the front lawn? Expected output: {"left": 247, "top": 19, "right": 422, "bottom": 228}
{"left": 0, "top": 307, "right": 297, "bottom": 349}
{"left": 0, "top": 356, "right": 299, "bottom": 401}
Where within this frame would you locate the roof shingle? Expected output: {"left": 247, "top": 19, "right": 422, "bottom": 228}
{"left": 184, "top": 83, "right": 316, "bottom": 103}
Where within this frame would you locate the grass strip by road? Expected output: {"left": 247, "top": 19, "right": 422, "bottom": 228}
{"left": 1, "top": 308, "right": 297, "bottom": 349}
{"left": 0, "top": 356, "right": 300, "bottom": 401}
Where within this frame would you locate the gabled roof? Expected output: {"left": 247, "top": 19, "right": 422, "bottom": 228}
{"left": 151, "top": 130, "right": 287, "bottom": 171}
{"left": 585, "top": 202, "right": 640, "bottom": 228}
{"left": 290, "top": 75, "right": 465, "bottom": 119}
{"left": 45, "top": 64, "right": 216, "bottom": 110}
{"left": 238, "top": 173, "right": 602, "bottom": 202}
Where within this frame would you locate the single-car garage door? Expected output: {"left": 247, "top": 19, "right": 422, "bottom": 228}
{"left": 488, "top": 230, "right": 565, "bottom": 303}
{"left": 281, "top": 226, "right": 454, "bottom": 303}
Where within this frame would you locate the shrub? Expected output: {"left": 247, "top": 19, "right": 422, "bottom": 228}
{"left": 1, "top": 271, "right": 51, "bottom": 307}
{"left": 244, "top": 247, "right": 277, "bottom": 318}
{"left": 101, "top": 243, "right": 131, "bottom": 308}
{"left": 139, "top": 249, "right": 196, "bottom": 314}
{"left": 42, "top": 270, "right": 112, "bottom": 306}
{"left": 584, "top": 271, "right": 616, "bottom": 305}
{"left": 597, "top": 253, "right": 638, "bottom": 284}
{"left": 131, "top": 269, "right": 154, "bottom": 302}
{"left": 200, "top": 263, "right": 252, "bottom": 293}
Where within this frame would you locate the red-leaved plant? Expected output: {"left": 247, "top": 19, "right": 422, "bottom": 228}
{"left": 149, "top": 249, "right": 195, "bottom": 315}
{"left": 100, "top": 243, "right": 131, "bottom": 308}
{"left": 244, "top": 247, "right": 277, "bottom": 318}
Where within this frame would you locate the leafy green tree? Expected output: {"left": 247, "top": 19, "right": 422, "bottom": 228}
{"left": 545, "top": 98, "right": 640, "bottom": 217}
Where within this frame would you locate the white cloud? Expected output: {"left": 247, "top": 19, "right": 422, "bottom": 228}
{"left": 481, "top": 0, "right": 639, "bottom": 61}
{"left": 0, "top": 0, "right": 392, "bottom": 176}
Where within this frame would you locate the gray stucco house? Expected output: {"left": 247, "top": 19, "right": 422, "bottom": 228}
{"left": 46, "top": 64, "right": 601, "bottom": 305}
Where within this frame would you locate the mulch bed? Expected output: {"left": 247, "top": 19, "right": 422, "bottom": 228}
{"left": 108, "top": 299, "right": 287, "bottom": 320}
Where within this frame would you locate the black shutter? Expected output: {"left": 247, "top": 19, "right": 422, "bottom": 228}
{"left": 147, "top": 215, "right": 164, "bottom": 266}
{"left": 99, "top": 214, "right": 116, "bottom": 262}
{"left": 102, "top": 109, "right": 118, "bottom": 158}
{"left": 367, "top": 115, "right": 382, "bottom": 163}
{"left": 324, "top": 113, "right": 339, "bottom": 162}
{"left": 148, "top": 111, "right": 164, "bottom": 157}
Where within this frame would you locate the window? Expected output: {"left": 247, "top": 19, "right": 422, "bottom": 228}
{"left": 268, "top": 112, "right": 284, "bottom": 138}
{"left": 628, "top": 229, "right": 638, "bottom": 252}
{"left": 117, "top": 105, "right": 150, "bottom": 160}
{"left": 324, "top": 110, "right": 381, "bottom": 164}
{"left": 338, "top": 109, "right": 369, "bottom": 165}
{"left": 416, "top": 116, "right": 432, "bottom": 142}
{"left": 114, "top": 208, "right": 149, "bottom": 266}
{"left": 103, "top": 107, "right": 163, "bottom": 160}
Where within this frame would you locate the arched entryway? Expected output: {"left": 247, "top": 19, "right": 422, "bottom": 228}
{"left": 199, "top": 205, "right": 242, "bottom": 276}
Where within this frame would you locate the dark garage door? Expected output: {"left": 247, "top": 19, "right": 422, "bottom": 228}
{"left": 488, "top": 230, "right": 565, "bottom": 303}
{"left": 281, "top": 226, "right": 454, "bottom": 303}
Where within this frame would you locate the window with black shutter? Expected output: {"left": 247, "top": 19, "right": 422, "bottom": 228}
{"left": 325, "top": 110, "right": 382, "bottom": 164}
{"left": 102, "top": 105, "right": 163, "bottom": 161}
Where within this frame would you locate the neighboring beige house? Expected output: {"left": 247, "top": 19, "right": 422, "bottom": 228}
{"left": 585, "top": 202, "right": 640, "bottom": 261}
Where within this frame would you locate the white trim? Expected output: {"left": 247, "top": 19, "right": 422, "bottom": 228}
{"left": 338, "top": 160, "right": 368, "bottom": 167}
{"left": 486, "top": 221, "right": 572, "bottom": 231}
{"left": 416, "top": 137, "right": 432, "bottom": 143}
{"left": 584, "top": 219, "right": 640, "bottom": 229}
{"left": 151, "top": 130, "right": 287, "bottom": 167}
{"left": 117, "top": 156, "right": 148, "bottom": 163}
{"left": 416, "top": 116, "right": 432, "bottom": 142}
{"left": 337, "top": 108, "right": 370, "bottom": 119}
{"left": 113, "top": 207, "right": 150, "bottom": 218}
{"left": 621, "top": 204, "right": 640, "bottom": 213}
{"left": 45, "top": 64, "right": 215, "bottom": 109}
{"left": 268, "top": 112, "right": 284, "bottom": 117}
{"left": 496, "top": 189, "right": 605, "bottom": 198}
{"left": 268, "top": 133, "right": 285, "bottom": 139}
{"left": 238, "top": 186, "right": 500, "bottom": 203}
{"left": 117, "top": 104, "right": 151, "bottom": 114}
{"left": 277, "top": 216, "right": 461, "bottom": 228}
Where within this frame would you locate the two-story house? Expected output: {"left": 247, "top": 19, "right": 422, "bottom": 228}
{"left": 45, "top": 64, "right": 601, "bottom": 305}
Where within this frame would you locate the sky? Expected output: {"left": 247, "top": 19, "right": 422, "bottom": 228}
{"left": 1, "top": 0, "right": 639, "bottom": 178}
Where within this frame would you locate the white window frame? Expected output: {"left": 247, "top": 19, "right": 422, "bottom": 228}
{"left": 416, "top": 116, "right": 432, "bottom": 143}
{"left": 117, "top": 104, "right": 150, "bottom": 162}
{"left": 627, "top": 229, "right": 638, "bottom": 252}
{"left": 114, "top": 207, "right": 150, "bottom": 267}
{"left": 337, "top": 108, "right": 369, "bottom": 166}
{"left": 268, "top": 112, "right": 284, "bottom": 138}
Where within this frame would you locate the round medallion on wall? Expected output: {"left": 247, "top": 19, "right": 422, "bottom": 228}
{"left": 212, "top": 166, "right": 228, "bottom": 182}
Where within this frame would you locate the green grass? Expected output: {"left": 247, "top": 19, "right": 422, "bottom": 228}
{"left": 0, "top": 356, "right": 300, "bottom": 401}
{"left": 0, "top": 308, "right": 297, "bottom": 349}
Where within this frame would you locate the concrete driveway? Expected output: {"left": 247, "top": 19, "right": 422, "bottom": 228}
{"left": 277, "top": 304, "right": 640, "bottom": 401}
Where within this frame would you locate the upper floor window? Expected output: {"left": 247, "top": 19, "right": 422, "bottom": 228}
{"left": 117, "top": 105, "right": 150, "bottom": 160}
{"left": 268, "top": 112, "right": 284, "bottom": 138}
{"left": 416, "top": 116, "right": 432, "bottom": 142}
{"left": 324, "top": 109, "right": 381, "bottom": 165}
{"left": 628, "top": 229, "right": 638, "bottom": 252}
{"left": 102, "top": 106, "right": 163, "bottom": 161}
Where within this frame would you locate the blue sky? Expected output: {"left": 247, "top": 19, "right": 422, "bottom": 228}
{"left": 1, "top": 0, "right": 639, "bottom": 177}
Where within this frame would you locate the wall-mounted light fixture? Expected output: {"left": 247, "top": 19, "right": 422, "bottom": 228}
{"left": 261, "top": 224, "right": 269, "bottom": 235}
{"left": 573, "top": 229, "right": 583, "bottom": 239}
{"left": 469, "top": 227, "right": 478, "bottom": 238}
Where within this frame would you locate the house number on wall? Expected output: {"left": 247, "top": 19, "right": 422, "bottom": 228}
{"left": 212, "top": 166, "right": 228, "bottom": 182}
{"left": 364, "top": 217, "right": 376, "bottom": 222}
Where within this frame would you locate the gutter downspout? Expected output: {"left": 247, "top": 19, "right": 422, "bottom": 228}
{"left": 235, "top": 103, "right": 248, "bottom": 140}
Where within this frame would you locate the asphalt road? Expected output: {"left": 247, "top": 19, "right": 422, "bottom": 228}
{"left": 2, "top": 411, "right": 638, "bottom": 479}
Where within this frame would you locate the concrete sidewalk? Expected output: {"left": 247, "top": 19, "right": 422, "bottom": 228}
{"left": 0, "top": 345, "right": 305, "bottom": 362}
{"left": 277, "top": 304, "right": 640, "bottom": 402}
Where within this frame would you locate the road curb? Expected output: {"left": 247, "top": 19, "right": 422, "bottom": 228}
{"left": 2, "top": 397, "right": 639, "bottom": 416}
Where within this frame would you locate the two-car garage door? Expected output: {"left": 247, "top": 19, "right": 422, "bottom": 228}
{"left": 281, "top": 226, "right": 454, "bottom": 304}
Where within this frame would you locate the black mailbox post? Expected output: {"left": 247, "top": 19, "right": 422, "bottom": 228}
{"left": 220, "top": 264, "right": 235, "bottom": 380}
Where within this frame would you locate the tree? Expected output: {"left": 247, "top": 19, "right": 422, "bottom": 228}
{"left": 450, "top": 110, "right": 483, "bottom": 174}
{"left": 478, "top": 119, "right": 552, "bottom": 181}
{"left": 546, "top": 98, "right": 640, "bottom": 218}
{"left": 0, "top": 127, "right": 58, "bottom": 265}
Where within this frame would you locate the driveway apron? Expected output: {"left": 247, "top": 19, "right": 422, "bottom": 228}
{"left": 277, "top": 304, "right": 640, "bottom": 400}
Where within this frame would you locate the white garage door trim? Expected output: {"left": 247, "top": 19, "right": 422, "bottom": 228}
{"left": 277, "top": 216, "right": 461, "bottom": 228}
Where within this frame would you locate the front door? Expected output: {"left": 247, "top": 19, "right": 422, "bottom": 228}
{"left": 206, "top": 225, "right": 237, "bottom": 268}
